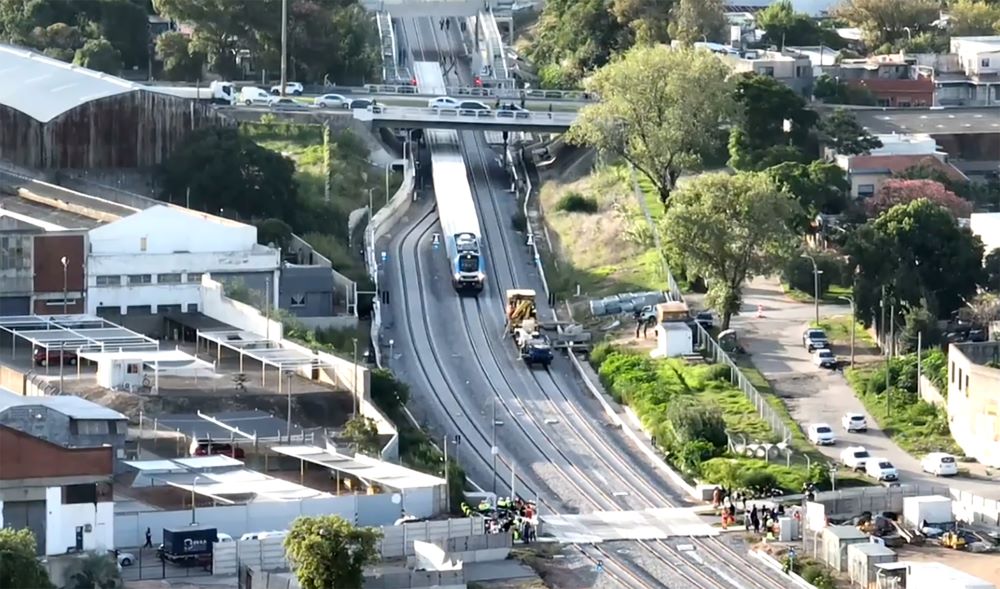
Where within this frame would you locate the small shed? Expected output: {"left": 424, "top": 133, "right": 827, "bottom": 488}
{"left": 847, "top": 542, "right": 897, "bottom": 587}
{"left": 902, "top": 495, "right": 953, "bottom": 528}
{"left": 821, "top": 525, "right": 869, "bottom": 572}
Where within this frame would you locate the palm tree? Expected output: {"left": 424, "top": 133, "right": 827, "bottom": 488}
{"left": 63, "top": 552, "right": 121, "bottom": 589}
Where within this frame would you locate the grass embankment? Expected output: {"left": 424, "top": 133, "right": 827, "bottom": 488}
{"left": 845, "top": 350, "right": 961, "bottom": 457}
{"left": 591, "top": 344, "right": 836, "bottom": 493}
{"left": 536, "top": 165, "right": 667, "bottom": 300}
{"left": 241, "top": 120, "right": 401, "bottom": 282}
{"left": 810, "top": 315, "right": 877, "bottom": 348}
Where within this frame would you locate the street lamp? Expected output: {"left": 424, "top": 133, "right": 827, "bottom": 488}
{"left": 191, "top": 476, "right": 201, "bottom": 524}
{"left": 285, "top": 370, "right": 293, "bottom": 442}
{"left": 838, "top": 294, "right": 856, "bottom": 366}
{"left": 60, "top": 256, "right": 68, "bottom": 314}
{"left": 800, "top": 254, "right": 823, "bottom": 325}
{"left": 351, "top": 338, "right": 359, "bottom": 419}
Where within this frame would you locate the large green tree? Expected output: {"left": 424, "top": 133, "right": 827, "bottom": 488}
{"left": 0, "top": 528, "right": 53, "bottom": 589}
{"left": 757, "top": 0, "right": 845, "bottom": 47}
{"left": 668, "top": 0, "right": 727, "bottom": 45}
{"left": 766, "top": 160, "right": 850, "bottom": 224}
{"left": 284, "top": 515, "right": 382, "bottom": 589}
{"left": 847, "top": 199, "right": 985, "bottom": 328}
{"left": 343, "top": 416, "right": 382, "bottom": 456}
{"left": 947, "top": 0, "right": 1000, "bottom": 36}
{"left": 73, "top": 37, "right": 122, "bottom": 74}
{"left": 158, "top": 128, "right": 299, "bottom": 223}
{"left": 832, "top": 0, "right": 940, "bottom": 46}
{"left": 568, "top": 45, "right": 738, "bottom": 208}
{"left": 728, "top": 73, "right": 819, "bottom": 171}
{"left": 611, "top": 0, "right": 673, "bottom": 44}
{"left": 155, "top": 30, "right": 205, "bottom": 81}
{"left": 527, "top": 0, "right": 629, "bottom": 85}
{"left": 661, "top": 172, "right": 802, "bottom": 328}
{"left": 818, "top": 108, "right": 883, "bottom": 155}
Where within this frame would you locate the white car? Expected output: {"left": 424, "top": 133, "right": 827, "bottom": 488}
{"left": 428, "top": 96, "right": 461, "bottom": 109}
{"left": 314, "top": 93, "right": 349, "bottom": 108}
{"left": 842, "top": 412, "right": 867, "bottom": 432}
{"left": 808, "top": 423, "right": 836, "bottom": 446}
{"left": 240, "top": 530, "right": 288, "bottom": 541}
{"left": 813, "top": 348, "right": 837, "bottom": 369}
{"left": 865, "top": 457, "right": 899, "bottom": 481}
{"left": 921, "top": 452, "right": 958, "bottom": 476}
{"left": 115, "top": 550, "right": 135, "bottom": 567}
{"left": 840, "top": 446, "right": 870, "bottom": 470}
{"left": 270, "top": 82, "right": 304, "bottom": 95}
{"left": 238, "top": 86, "right": 271, "bottom": 105}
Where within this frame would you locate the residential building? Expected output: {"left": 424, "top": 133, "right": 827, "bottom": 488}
{"left": 0, "top": 388, "right": 128, "bottom": 460}
{"left": 835, "top": 55, "right": 935, "bottom": 107}
{"left": 941, "top": 36, "right": 1000, "bottom": 106}
{"left": 836, "top": 154, "right": 967, "bottom": 198}
{"left": 947, "top": 342, "right": 1000, "bottom": 467}
{"left": 722, "top": 49, "right": 814, "bottom": 96}
{"left": 0, "top": 423, "right": 115, "bottom": 555}
{"left": 723, "top": 0, "right": 838, "bottom": 16}
{"left": 970, "top": 213, "right": 1000, "bottom": 255}
{"left": 87, "top": 205, "right": 281, "bottom": 320}
{"left": 785, "top": 46, "right": 841, "bottom": 78}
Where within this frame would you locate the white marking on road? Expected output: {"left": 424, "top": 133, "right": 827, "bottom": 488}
{"left": 544, "top": 418, "right": 559, "bottom": 425}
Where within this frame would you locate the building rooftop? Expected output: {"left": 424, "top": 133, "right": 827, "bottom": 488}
{"left": 273, "top": 445, "right": 446, "bottom": 490}
{"left": 153, "top": 410, "right": 304, "bottom": 441}
{"left": 950, "top": 35, "right": 1000, "bottom": 54}
{"left": 0, "top": 194, "right": 107, "bottom": 230}
{"left": 850, "top": 107, "right": 1000, "bottom": 135}
{"left": 0, "top": 44, "right": 145, "bottom": 123}
{"left": 846, "top": 154, "right": 967, "bottom": 182}
{"left": 0, "top": 387, "right": 126, "bottom": 420}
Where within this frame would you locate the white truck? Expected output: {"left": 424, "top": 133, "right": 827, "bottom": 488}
{"left": 145, "top": 80, "right": 235, "bottom": 105}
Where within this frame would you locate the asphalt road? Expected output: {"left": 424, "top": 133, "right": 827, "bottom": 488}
{"left": 731, "top": 277, "right": 1000, "bottom": 499}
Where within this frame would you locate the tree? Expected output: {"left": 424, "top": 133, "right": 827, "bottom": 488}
{"left": 813, "top": 74, "right": 876, "bottom": 106}
{"left": 984, "top": 249, "right": 1000, "bottom": 293}
{"left": 894, "top": 162, "right": 970, "bottom": 197}
{"left": 767, "top": 160, "right": 851, "bottom": 217}
{"left": 661, "top": 172, "right": 801, "bottom": 328}
{"left": 611, "top": 0, "right": 673, "bottom": 44}
{"left": 30, "top": 22, "right": 85, "bottom": 61}
{"left": 527, "top": 0, "right": 629, "bottom": 84}
{"left": 847, "top": 199, "right": 985, "bottom": 327}
{"left": 832, "top": 0, "right": 940, "bottom": 46}
{"left": 73, "top": 37, "right": 122, "bottom": 74}
{"left": 899, "top": 303, "right": 942, "bottom": 353}
{"left": 93, "top": 0, "right": 151, "bottom": 70}
{"left": 284, "top": 515, "right": 382, "bottom": 589}
{"left": 948, "top": 0, "right": 1000, "bottom": 36}
{"left": 568, "top": 46, "right": 738, "bottom": 207}
{"left": 757, "top": 0, "right": 830, "bottom": 47}
{"left": 728, "top": 73, "right": 819, "bottom": 171}
{"left": 153, "top": 0, "right": 245, "bottom": 77}
{"left": 158, "top": 128, "right": 299, "bottom": 222}
{"left": 64, "top": 551, "right": 122, "bottom": 589}
{"left": 370, "top": 368, "right": 410, "bottom": 420}
{"left": 343, "top": 416, "right": 382, "bottom": 456}
{"left": 668, "top": 0, "right": 727, "bottom": 45}
{"left": 818, "top": 108, "right": 883, "bottom": 155}
{"left": 257, "top": 217, "right": 293, "bottom": 251}
{"left": 0, "top": 528, "right": 53, "bottom": 589}
{"left": 865, "top": 179, "right": 973, "bottom": 219}
{"left": 155, "top": 31, "right": 205, "bottom": 81}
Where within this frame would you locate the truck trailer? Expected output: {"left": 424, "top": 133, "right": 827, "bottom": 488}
{"left": 158, "top": 526, "right": 217, "bottom": 566}
{"left": 505, "top": 289, "right": 591, "bottom": 366}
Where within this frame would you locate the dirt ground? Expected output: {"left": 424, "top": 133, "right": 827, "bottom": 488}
{"left": 894, "top": 544, "right": 1000, "bottom": 583}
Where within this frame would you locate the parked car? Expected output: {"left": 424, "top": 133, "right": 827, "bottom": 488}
{"left": 865, "top": 457, "right": 899, "bottom": 482}
{"left": 839, "top": 446, "right": 870, "bottom": 470}
{"left": 694, "top": 311, "right": 714, "bottom": 330}
{"left": 428, "top": 96, "right": 461, "bottom": 109}
{"left": 191, "top": 440, "right": 245, "bottom": 460}
{"left": 807, "top": 423, "right": 836, "bottom": 446}
{"left": 238, "top": 86, "right": 271, "bottom": 105}
{"left": 313, "top": 93, "right": 349, "bottom": 108}
{"left": 813, "top": 348, "right": 837, "bottom": 369}
{"left": 458, "top": 100, "right": 490, "bottom": 115}
{"left": 802, "top": 328, "right": 829, "bottom": 352}
{"left": 268, "top": 97, "right": 304, "bottom": 110}
{"left": 496, "top": 104, "right": 531, "bottom": 119}
{"left": 921, "top": 452, "right": 958, "bottom": 477}
{"left": 270, "top": 82, "right": 304, "bottom": 95}
{"left": 349, "top": 98, "right": 376, "bottom": 110}
{"left": 841, "top": 412, "right": 867, "bottom": 432}
{"left": 115, "top": 549, "right": 135, "bottom": 567}
{"left": 33, "top": 347, "right": 77, "bottom": 366}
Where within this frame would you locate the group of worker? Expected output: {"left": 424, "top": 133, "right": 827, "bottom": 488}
{"left": 712, "top": 485, "right": 792, "bottom": 534}
{"left": 460, "top": 496, "right": 538, "bottom": 544}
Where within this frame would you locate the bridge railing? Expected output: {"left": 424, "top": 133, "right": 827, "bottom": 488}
{"left": 364, "top": 105, "right": 577, "bottom": 125}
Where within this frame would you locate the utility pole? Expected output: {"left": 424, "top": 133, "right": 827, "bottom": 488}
{"left": 60, "top": 256, "right": 68, "bottom": 314}
{"left": 491, "top": 398, "right": 498, "bottom": 495}
{"left": 917, "top": 331, "right": 923, "bottom": 396}
{"left": 443, "top": 434, "right": 450, "bottom": 513}
{"left": 286, "top": 371, "right": 293, "bottom": 442}
{"left": 839, "top": 295, "right": 856, "bottom": 366}
{"left": 265, "top": 275, "right": 271, "bottom": 342}
{"left": 280, "top": 0, "right": 288, "bottom": 97}
{"left": 352, "top": 338, "right": 359, "bottom": 420}
{"left": 801, "top": 254, "right": 820, "bottom": 324}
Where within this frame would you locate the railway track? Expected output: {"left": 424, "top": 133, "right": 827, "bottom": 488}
{"left": 386, "top": 14, "right": 796, "bottom": 589}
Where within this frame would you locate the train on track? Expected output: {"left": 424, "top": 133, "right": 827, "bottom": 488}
{"left": 414, "top": 61, "right": 486, "bottom": 294}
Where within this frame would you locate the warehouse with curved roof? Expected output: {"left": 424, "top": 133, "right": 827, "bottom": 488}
{"left": 0, "top": 44, "right": 230, "bottom": 170}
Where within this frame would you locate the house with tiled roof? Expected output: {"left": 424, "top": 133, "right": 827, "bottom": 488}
{"left": 834, "top": 134, "right": 969, "bottom": 198}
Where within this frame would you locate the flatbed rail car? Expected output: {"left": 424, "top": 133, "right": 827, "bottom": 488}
{"left": 505, "top": 289, "right": 591, "bottom": 358}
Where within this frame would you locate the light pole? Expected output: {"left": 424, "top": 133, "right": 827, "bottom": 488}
{"left": 352, "top": 338, "right": 359, "bottom": 420}
{"left": 384, "top": 162, "right": 392, "bottom": 205}
{"left": 801, "top": 254, "right": 821, "bottom": 325}
{"left": 491, "top": 398, "right": 498, "bottom": 495}
{"left": 838, "top": 295, "right": 856, "bottom": 366}
{"left": 279, "top": 0, "right": 288, "bottom": 97}
{"left": 286, "top": 370, "right": 293, "bottom": 442}
{"left": 60, "top": 256, "right": 68, "bottom": 314}
{"left": 191, "top": 476, "right": 201, "bottom": 524}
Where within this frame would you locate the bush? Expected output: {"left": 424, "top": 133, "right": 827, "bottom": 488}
{"left": 665, "top": 400, "right": 728, "bottom": 452}
{"left": 555, "top": 191, "right": 599, "bottom": 214}
{"left": 800, "top": 564, "right": 836, "bottom": 589}
{"left": 740, "top": 470, "right": 778, "bottom": 496}
{"left": 701, "top": 458, "right": 828, "bottom": 493}
{"left": 782, "top": 252, "right": 848, "bottom": 297}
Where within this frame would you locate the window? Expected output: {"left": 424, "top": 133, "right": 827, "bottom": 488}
{"left": 760, "top": 66, "right": 775, "bottom": 77}
{"left": 290, "top": 294, "right": 306, "bottom": 307}
{"left": 958, "top": 368, "right": 963, "bottom": 390}
{"left": 858, "top": 184, "right": 876, "bottom": 197}
{"left": 126, "top": 305, "right": 152, "bottom": 315}
{"left": 795, "top": 66, "right": 808, "bottom": 78}
{"left": 187, "top": 303, "right": 199, "bottom": 312}
{"left": 127, "top": 274, "right": 151, "bottom": 285}
{"left": 157, "top": 273, "right": 182, "bottom": 284}
{"left": 0, "top": 235, "right": 31, "bottom": 271}
{"left": 63, "top": 483, "right": 97, "bottom": 504}
{"left": 73, "top": 420, "right": 108, "bottom": 435}
{"left": 95, "top": 275, "right": 121, "bottom": 286}
{"left": 951, "top": 361, "right": 955, "bottom": 383}
{"left": 982, "top": 58, "right": 991, "bottom": 68}
{"left": 876, "top": 98, "right": 891, "bottom": 107}
{"left": 897, "top": 100, "right": 911, "bottom": 108}
{"left": 140, "top": 237, "right": 147, "bottom": 252}
{"left": 187, "top": 272, "right": 203, "bottom": 283}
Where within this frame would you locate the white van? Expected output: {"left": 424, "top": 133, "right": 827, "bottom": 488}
{"left": 239, "top": 86, "right": 271, "bottom": 106}
{"left": 240, "top": 530, "right": 287, "bottom": 541}
{"left": 921, "top": 452, "right": 958, "bottom": 477}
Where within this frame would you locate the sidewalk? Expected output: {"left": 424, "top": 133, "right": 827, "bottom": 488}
{"left": 729, "top": 276, "right": 1000, "bottom": 499}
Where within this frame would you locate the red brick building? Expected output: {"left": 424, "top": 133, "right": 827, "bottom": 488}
{"left": 848, "top": 78, "right": 935, "bottom": 107}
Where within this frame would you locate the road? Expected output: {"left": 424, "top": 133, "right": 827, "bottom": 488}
{"left": 731, "top": 276, "right": 1000, "bottom": 499}
{"left": 373, "top": 14, "right": 799, "bottom": 589}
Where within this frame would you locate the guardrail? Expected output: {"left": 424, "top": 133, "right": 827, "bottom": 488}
{"left": 625, "top": 165, "right": 792, "bottom": 444}
{"left": 361, "top": 105, "right": 577, "bottom": 127}
{"left": 510, "top": 147, "right": 549, "bottom": 301}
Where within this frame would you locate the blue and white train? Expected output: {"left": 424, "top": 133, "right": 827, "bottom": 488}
{"left": 413, "top": 61, "right": 485, "bottom": 294}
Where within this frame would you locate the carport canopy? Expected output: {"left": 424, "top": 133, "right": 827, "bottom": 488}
{"left": 0, "top": 314, "right": 158, "bottom": 354}
{"left": 197, "top": 328, "right": 345, "bottom": 372}
{"left": 272, "top": 445, "right": 446, "bottom": 491}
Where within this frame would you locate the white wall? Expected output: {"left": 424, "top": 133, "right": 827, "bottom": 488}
{"left": 971, "top": 213, "right": 1000, "bottom": 255}
{"left": 88, "top": 205, "right": 257, "bottom": 255}
{"left": 200, "top": 277, "right": 283, "bottom": 339}
{"left": 871, "top": 134, "right": 940, "bottom": 157}
{"left": 44, "top": 487, "right": 114, "bottom": 555}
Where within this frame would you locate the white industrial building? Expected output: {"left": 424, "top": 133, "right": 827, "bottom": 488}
{"left": 86, "top": 205, "right": 280, "bottom": 316}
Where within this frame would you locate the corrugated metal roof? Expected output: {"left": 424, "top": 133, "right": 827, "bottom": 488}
{"left": 0, "top": 44, "right": 144, "bottom": 123}
{"left": 0, "top": 388, "right": 126, "bottom": 420}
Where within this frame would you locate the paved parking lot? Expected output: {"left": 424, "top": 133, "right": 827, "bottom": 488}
{"left": 731, "top": 277, "right": 1000, "bottom": 499}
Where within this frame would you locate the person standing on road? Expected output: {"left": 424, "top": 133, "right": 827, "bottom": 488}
{"left": 750, "top": 506, "right": 760, "bottom": 534}
{"left": 144, "top": 528, "right": 152, "bottom": 548}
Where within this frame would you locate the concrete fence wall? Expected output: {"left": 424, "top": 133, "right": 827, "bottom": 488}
{"left": 379, "top": 518, "right": 485, "bottom": 559}
{"left": 201, "top": 277, "right": 284, "bottom": 339}
{"left": 918, "top": 375, "right": 945, "bottom": 407}
{"left": 807, "top": 483, "right": 1000, "bottom": 527}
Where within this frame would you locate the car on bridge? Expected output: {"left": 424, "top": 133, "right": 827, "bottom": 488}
{"left": 496, "top": 104, "right": 531, "bottom": 119}
{"left": 268, "top": 97, "right": 305, "bottom": 110}
{"left": 271, "top": 82, "right": 304, "bottom": 95}
{"left": 314, "top": 93, "right": 350, "bottom": 108}
{"left": 458, "top": 100, "right": 491, "bottom": 116}
{"left": 429, "top": 96, "right": 461, "bottom": 109}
